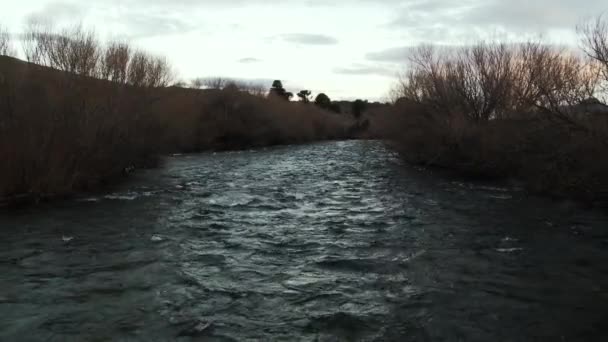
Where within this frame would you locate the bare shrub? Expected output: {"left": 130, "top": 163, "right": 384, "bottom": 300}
{"left": 126, "top": 50, "right": 149, "bottom": 87}
{"left": 20, "top": 21, "right": 101, "bottom": 77}
{"left": 126, "top": 50, "right": 173, "bottom": 88}
{"left": 21, "top": 18, "right": 49, "bottom": 64}
{"left": 200, "top": 77, "right": 230, "bottom": 89}
{"left": 0, "top": 25, "right": 15, "bottom": 57}
{"left": 145, "top": 55, "right": 174, "bottom": 87}
{"left": 190, "top": 77, "right": 266, "bottom": 96}
{"left": 396, "top": 42, "right": 600, "bottom": 123}
{"left": 100, "top": 41, "right": 131, "bottom": 84}
{"left": 386, "top": 37, "right": 608, "bottom": 200}
{"left": 579, "top": 14, "right": 608, "bottom": 98}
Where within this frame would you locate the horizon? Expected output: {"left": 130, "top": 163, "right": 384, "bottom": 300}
{"left": 1, "top": 0, "right": 607, "bottom": 101}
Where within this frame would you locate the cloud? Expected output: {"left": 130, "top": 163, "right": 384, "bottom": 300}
{"left": 238, "top": 57, "right": 262, "bottom": 63}
{"left": 365, "top": 46, "right": 418, "bottom": 62}
{"left": 463, "top": 0, "right": 608, "bottom": 31}
{"left": 124, "top": 14, "right": 198, "bottom": 39}
{"left": 388, "top": 0, "right": 608, "bottom": 34}
{"left": 333, "top": 64, "right": 396, "bottom": 77}
{"left": 27, "top": 1, "right": 89, "bottom": 23}
{"left": 278, "top": 33, "right": 339, "bottom": 45}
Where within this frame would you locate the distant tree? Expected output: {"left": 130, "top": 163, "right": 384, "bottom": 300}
{"left": 223, "top": 82, "right": 240, "bottom": 92}
{"left": 171, "top": 80, "right": 188, "bottom": 88}
{"left": 352, "top": 99, "right": 368, "bottom": 119}
{"left": 0, "top": 25, "right": 15, "bottom": 57}
{"left": 269, "top": 80, "right": 292, "bottom": 101}
{"left": 202, "top": 77, "right": 229, "bottom": 89}
{"left": 101, "top": 41, "right": 131, "bottom": 84}
{"left": 297, "top": 90, "right": 312, "bottom": 103}
{"left": 314, "top": 93, "right": 342, "bottom": 113}
{"left": 314, "top": 93, "right": 331, "bottom": 108}
{"left": 579, "top": 14, "right": 608, "bottom": 98}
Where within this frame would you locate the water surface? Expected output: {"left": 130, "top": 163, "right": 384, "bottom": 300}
{"left": 1, "top": 140, "right": 608, "bottom": 341}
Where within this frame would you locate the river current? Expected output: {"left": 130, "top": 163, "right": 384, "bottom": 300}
{"left": 1, "top": 140, "right": 608, "bottom": 341}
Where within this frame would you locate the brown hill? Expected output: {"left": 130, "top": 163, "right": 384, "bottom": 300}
{"left": 0, "top": 56, "right": 353, "bottom": 205}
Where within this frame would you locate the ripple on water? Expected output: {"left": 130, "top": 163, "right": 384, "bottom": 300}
{"left": 2, "top": 140, "right": 608, "bottom": 341}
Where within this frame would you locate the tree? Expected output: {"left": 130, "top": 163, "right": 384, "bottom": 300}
{"left": 269, "top": 80, "right": 292, "bottom": 101}
{"left": 352, "top": 99, "right": 368, "bottom": 119}
{"left": 0, "top": 25, "right": 14, "bottom": 57}
{"left": 297, "top": 90, "right": 312, "bottom": 103}
{"left": 315, "top": 93, "right": 331, "bottom": 108}
{"left": 101, "top": 41, "right": 131, "bottom": 84}
{"left": 579, "top": 14, "right": 608, "bottom": 97}
{"left": 314, "top": 93, "right": 341, "bottom": 113}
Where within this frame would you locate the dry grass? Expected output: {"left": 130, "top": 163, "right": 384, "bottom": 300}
{"left": 381, "top": 18, "right": 608, "bottom": 202}
{"left": 0, "top": 21, "right": 353, "bottom": 205}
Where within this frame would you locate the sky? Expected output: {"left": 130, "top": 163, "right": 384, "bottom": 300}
{"left": 1, "top": 0, "right": 607, "bottom": 101}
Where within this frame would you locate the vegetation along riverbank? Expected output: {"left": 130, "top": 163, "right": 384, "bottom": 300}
{"left": 0, "top": 22, "right": 366, "bottom": 206}
{"left": 375, "top": 15, "right": 608, "bottom": 205}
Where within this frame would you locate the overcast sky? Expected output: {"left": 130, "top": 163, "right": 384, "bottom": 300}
{"left": 1, "top": 0, "right": 607, "bottom": 101}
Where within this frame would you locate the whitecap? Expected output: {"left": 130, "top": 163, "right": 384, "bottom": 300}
{"left": 496, "top": 248, "right": 523, "bottom": 253}
{"left": 77, "top": 197, "right": 100, "bottom": 203}
{"left": 104, "top": 194, "right": 138, "bottom": 201}
{"left": 151, "top": 235, "right": 164, "bottom": 242}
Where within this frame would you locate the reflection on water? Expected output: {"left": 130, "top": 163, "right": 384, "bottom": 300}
{"left": 1, "top": 140, "right": 608, "bottom": 341}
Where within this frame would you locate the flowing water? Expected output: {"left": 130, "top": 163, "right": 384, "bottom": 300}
{"left": 1, "top": 140, "right": 608, "bottom": 341}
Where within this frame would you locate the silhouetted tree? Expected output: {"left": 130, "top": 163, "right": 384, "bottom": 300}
{"left": 297, "top": 90, "right": 312, "bottom": 103}
{"left": 269, "top": 80, "right": 292, "bottom": 101}
{"left": 579, "top": 14, "right": 608, "bottom": 94}
{"left": 314, "top": 93, "right": 341, "bottom": 113}
{"left": 314, "top": 93, "right": 331, "bottom": 108}
{"left": 0, "top": 25, "right": 14, "bottom": 57}
{"left": 101, "top": 41, "right": 131, "bottom": 84}
{"left": 352, "top": 99, "right": 368, "bottom": 119}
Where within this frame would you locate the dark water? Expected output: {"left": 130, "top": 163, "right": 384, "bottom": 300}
{"left": 1, "top": 140, "right": 608, "bottom": 341}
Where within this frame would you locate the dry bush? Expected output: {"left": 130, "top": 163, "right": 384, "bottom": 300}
{"left": 0, "top": 25, "right": 15, "bottom": 57}
{"left": 21, "top": 19, "right": 47, "bottom": 64}
{"left": 164, "top": 87, "right": 352, "bottom": 150}
{"left": 144, "top": 55, "right": 173, "bottom": 87}
{"left": 20, "top": 21, "right": 173, "bottom": 87}
{"left": 0, "top": 19, "right": 175, "bottom": 202}
{"left": 23, "top": 22, "right": 101, "bottom": 77}
{"left": 100, "top": 41, "right": 131, "bottom": 84}
{"left": 396, "top": 42, "right": 599, "bottom": 123}
{"left": 386, "top": 33, "right": 608, "bottom": 200}
{"left": 127, "top": 50, "right": 173, "bottom": 88}
{"left": 126, "top": 50, "right": 149, "bottom": 87}
{"left": 0, "top": 53, "right": 351, "bottom": 203}
{"left": 579, "top": 14, "right": 608, "bottom": 101}
{"left": 191, "top": 77, "right": 267, "bottom": 97}
{"left": 0, "top": 18, "right": 354, "bottom": 205}
{"left": 0, "top": 56, "right": 165, "bottom": 200}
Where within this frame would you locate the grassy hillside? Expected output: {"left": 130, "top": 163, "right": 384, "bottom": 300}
{"left": 0, "top": 56, "right": 354, "bottom": 205}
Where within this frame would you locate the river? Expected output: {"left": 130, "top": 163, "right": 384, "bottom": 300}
{"left": 1, "top": 140, "right": 608, "bottom": 341}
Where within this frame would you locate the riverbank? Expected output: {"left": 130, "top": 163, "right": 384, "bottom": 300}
{"left": 0, "top": 55, "right": 356, "bottom": 207}
{"left": 376, "top": 19, "right": 608, "bottom": 205}
{"left": 375, "top": 98, "right": 608, "bottom": 206}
